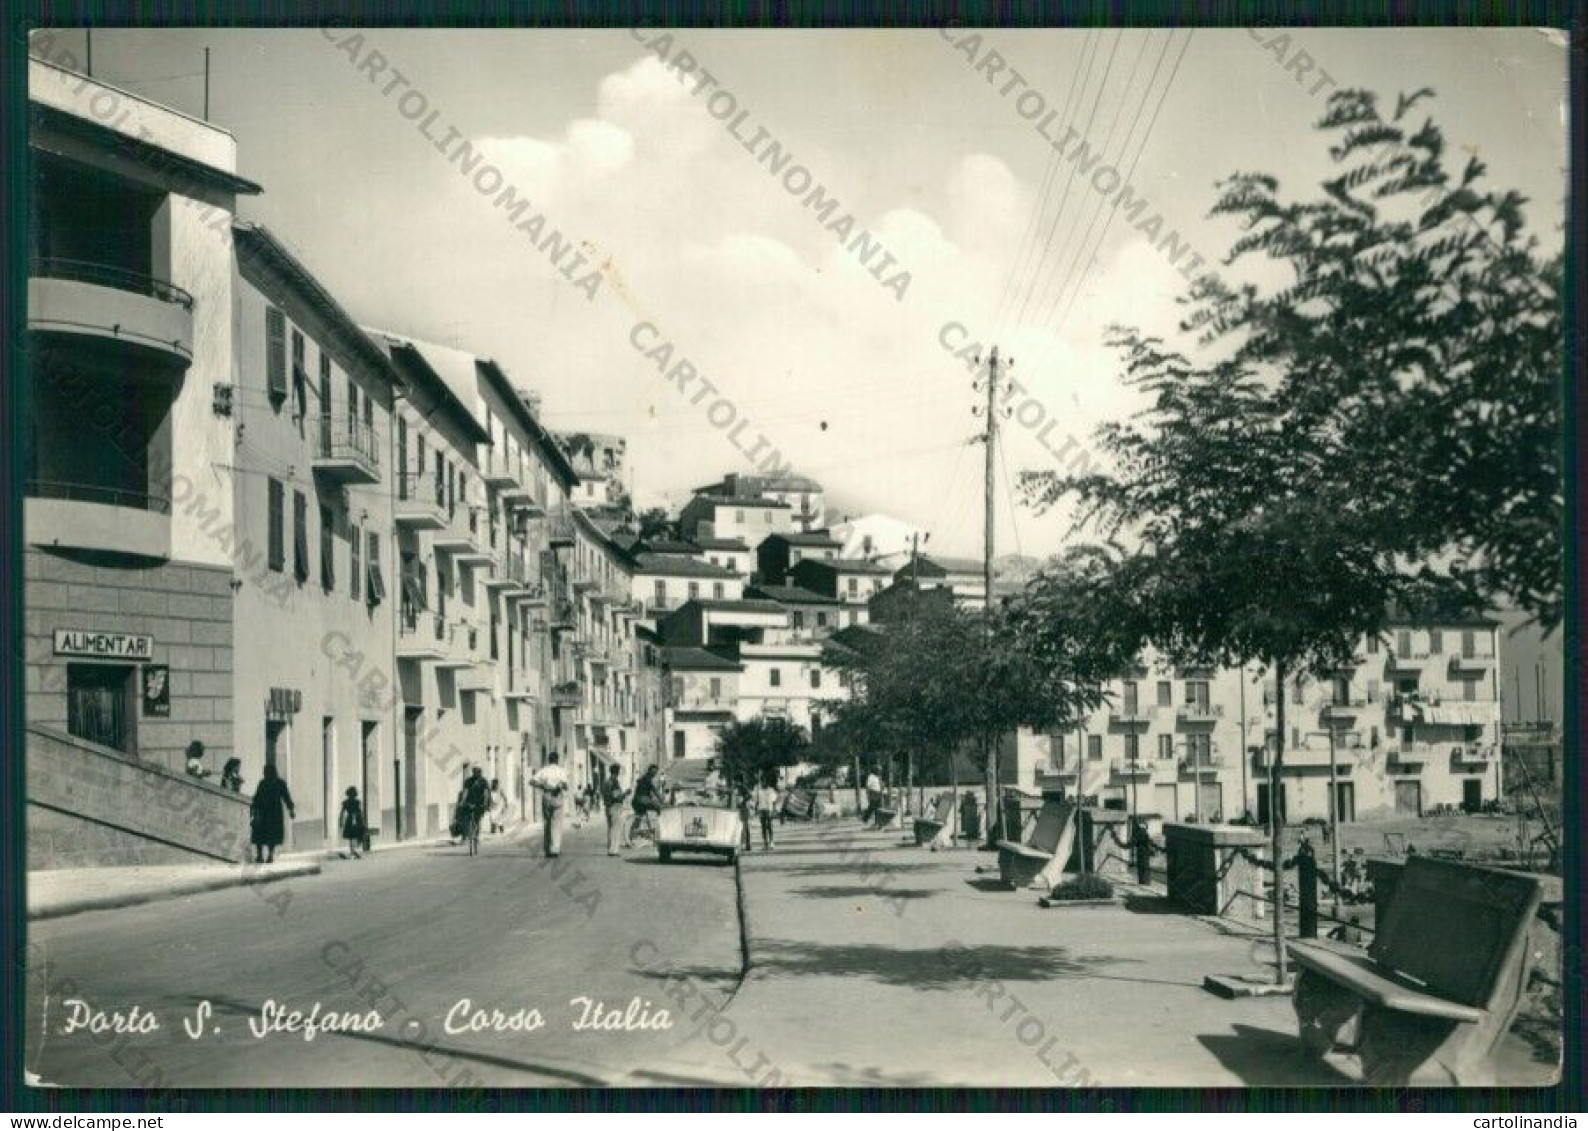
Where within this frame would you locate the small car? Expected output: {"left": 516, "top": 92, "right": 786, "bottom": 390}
{"left": 656, "top": 800, "right": 744, "bottom": 864}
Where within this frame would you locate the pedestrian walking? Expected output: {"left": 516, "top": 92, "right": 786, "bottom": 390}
{"left": 339, "top": 787, "right": 366, "bottom": 859}
{"left": 863, "top": 768, "right": 883, "bottom": 823}
{"left": 488, "top": 777, "right": 508, "bottom": 835}
{"left": 220, "top": 758, "right": 244, "bottom": 793}
{"left": 737, "top": 785, "right": 753, "bottom": 851}
{"left": 249, "top": 763, "right": 295, "bottom": 864}
{"left": 756, "top": 778, "right": 779, "bottom": 851}
{"left": 531, "top": 754, "right": 570, "bottom": 857}
{"left": 601, "top": 764, "right": 630, "bottom": 855}
{"left": 458, "top": 767, "right": 491, "bottom": 852}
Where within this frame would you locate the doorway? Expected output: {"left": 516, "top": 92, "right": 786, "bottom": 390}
{"left": 1333, "top": 781, "right": 1356, "bottom": 824}
{"left": 1394, "top": 780, "right": 1422, "bottom": 817}
{"left": 1198, "top": 782, "right": 1223, "bottom": 822}
{"left": 1256, "top": 782, "right": 1288, "bottom": 827}
{"left": 361, "top": 720, "right": 380, "bottom": 834}
{"left": 322, "top": 717, "right": 336, "bottom": 846}
{"left": 1462, "top": 778, "right": 1483, "bottom": 813}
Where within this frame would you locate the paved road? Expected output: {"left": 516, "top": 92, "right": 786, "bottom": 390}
{"left": 26, "top": 824, "right": 742, "bottom": 1088}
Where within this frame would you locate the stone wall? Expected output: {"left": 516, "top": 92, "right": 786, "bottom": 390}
{"left": 28, "top": 724, "right": 251, "bottom": 870}
{"left": 24, "top": 550, "right": 234, "bottom": 774}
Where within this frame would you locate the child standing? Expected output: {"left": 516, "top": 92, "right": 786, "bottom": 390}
{"left": 339, "top": 786, "right": 366, "bottom": 859}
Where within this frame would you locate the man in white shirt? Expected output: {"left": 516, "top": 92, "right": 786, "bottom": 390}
{"left": 530, "top": 753, "right": 570, "bottom": 857}
{"left": 864, "top": 769, "right": 882, "bottom": 824}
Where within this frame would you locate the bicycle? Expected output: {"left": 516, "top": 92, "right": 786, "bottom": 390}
{"left": 463, "top": 807, "right": 483, "bottom": 856}
{"left": 628, "top": 809, "right": 659, "bottom": 846}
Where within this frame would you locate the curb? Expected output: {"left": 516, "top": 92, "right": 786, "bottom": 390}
{"left": 29, "top": 860, "right": 322, "bottom": 922}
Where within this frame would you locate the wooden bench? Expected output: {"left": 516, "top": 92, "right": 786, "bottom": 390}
{"left": 1288, "top": 856, "right": 1543, "bottom": 1085}
{"left": 913, "top": 793, "right": 954, "bottom": 847}
{"left": 996, "top": 798, "right": 1075, "bottom": 889}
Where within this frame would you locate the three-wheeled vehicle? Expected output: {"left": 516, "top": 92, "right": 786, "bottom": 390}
{"left": 656, "top": 793, "right": 744, "bottom": 864}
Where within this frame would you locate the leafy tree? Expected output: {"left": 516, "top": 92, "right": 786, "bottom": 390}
{"left": 713, "top": 715, "right": 810, "bottom": 797}
{"left": 1020, "top": 87, "right": 1560, "bottom": 979}
{"left": 637, "top": 507, "right": 675, "bottom": 541}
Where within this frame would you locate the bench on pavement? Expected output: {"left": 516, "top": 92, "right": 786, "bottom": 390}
{"left": 871, "top": 792, "right": 898, "bottom": 829}
{"left": 996, "top": 797, "right": 1075, "bottom": 889}
{"left": 1288, "top": 855, "right": 1543, "bottom": 1085}
{"left": 913, "top": 793, "right": 955, "bottom": 846}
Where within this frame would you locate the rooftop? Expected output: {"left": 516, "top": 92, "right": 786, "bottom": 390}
{"left": 663, "top": 646, "right": 743, "bottom": 673}
{"left": 767, "top": 531, "right": 843, "bottom": 548}
{"left": 692, "top": 536, "right": 750, "bottom": 551}
{"left": 691, "top": 495, "right": 790, "bottom": 510}
{"left": 796, "top": 557, "right": 891, "bottom": 575}
{"left": 630, "top": 553, "right": 739, "bottom": 579}
{"left": 747, "top": 584, "right": 840, "bottom": 606}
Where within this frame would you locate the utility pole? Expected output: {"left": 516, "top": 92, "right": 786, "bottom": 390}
{"left": 203, "top": 47, "right": 210, "bottom": 121}
{"left": 976, "top": 347, "right": 1007, "bottom": 843}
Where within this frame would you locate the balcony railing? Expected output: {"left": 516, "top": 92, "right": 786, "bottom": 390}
{"left": 551, "top": 682, "right": 583, "bottom": 708}
{"left": 312, "top": 416, "right": 381, "bottom": 482}
{"left": 27, "top": 479, "right": 170, "bottom": 513}
{"left": 1179, "top": 755, "right": 1224, "bottom": 774}
{"left": 1108, "top": 708, "right": 1152, "bottom": 727}
{"left": 548, "top": 513, "right": 577, "bottom": 547}
{"left": 670, "top": 691, "right": 735, "bottom": 712}
{"left": 30, "top": 256, "right": 194, "bottom": 310}
{"left": 1111, "top": 758, "right": 1154, "bottom": 779}
{"left": 1176, "top": 703, "right": 1223, "bottom": 724}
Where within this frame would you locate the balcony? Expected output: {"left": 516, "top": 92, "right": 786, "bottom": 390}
{"left": 1108, "top": 707, "right": 1153, "bottom": 729}
{"left": 1256, "top": 741, "right": 1357, "bottom": 770}
{"left": 25, "top": 482, "right": 171, "bottom": 560}
{"left": 1176, "top": 703, "right": 1223, "bottom": 726}
{"left": 312, "top": 416, "right": 380, "bottom": 484}
{"left": 1387, "top": 650, "right": 1432, "bottom": 671}
{"left": 431, "top": 513, "right": 482, "bottom": 557}
{"left": 548, "top": 602, "right": 576, "bottom": 632}
{"left": 502, "top": 480, "right": 543, "bottom": 514}
{"left": 1388, "top": 744, "right": 1436, "bottom": 772}
{"left": 1110, "top": 758, "right": 1154, "bottom": 781}
{"left": 394, "top": 481, "right": 448, "bottom": 530}
{"left": 480, "top": 453, "right": 519, "bottom": 489}
{"left": 396, "top": 610, "right": 447, "bottom": 662}
{"left": 670, "top": 691, "right": 735, "bottom": 715}
{"left": 1179, "top": 755, "right": 1224, "bottom": 776}
{"left": 551, "top": 682, "right": 583, "bottom": 709}
{"left": 505, "top": 673, "right": 540, "bottom": 702}
{"left": 434, "top": 623, "right": 483, "bottom": 669}
{"left": 572, "top": 576, "right": 599, "bottom": 594}
{"left": 1320, "top": 696, "right": 1375, "bottom": 720}
{"left": 1449, "top": 651, "right": 1497, "bottom": 674}
{"left": 1451, "top": 743, "right": 1500, "bottom": 766}
{"left": 548, "top": 513, "right": 577, "bottom": 548}
{"left": 29, "top": 259, "right": 194, "bottom": 368}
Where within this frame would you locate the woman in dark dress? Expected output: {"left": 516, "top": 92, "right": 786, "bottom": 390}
{"left": 250, "top": 763, "right": 296, "bottom": 864}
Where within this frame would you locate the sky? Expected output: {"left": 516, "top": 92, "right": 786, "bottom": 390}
{"left": 48, "top": 26, "right": 1568, "bottom": 562}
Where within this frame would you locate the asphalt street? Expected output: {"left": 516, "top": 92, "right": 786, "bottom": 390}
{"left": 26, "top": 822, "right": 742, "bottom": 1088}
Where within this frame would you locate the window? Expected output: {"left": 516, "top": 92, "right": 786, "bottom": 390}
{"left": 654, "top": 580, "right": 666, "bottom": 609}
{"left": 792, "top": 611, "right": 805, "bottom": 631}
{"left": 1087, "top": 735, "right": 1102, "bottom": 761}
{"left": 350, "top": 522, "right": 362, "bottom": 602}
{"left": 291, "top": 330, "right": 306, "bottom": 417}
{"left": 319, "top": 352, "right": 332, "bottom": 414}
{"left": 266, "top": 307, "right": 287, "bottom": 400}
{"left": 1429, "top": 630, "right": 1443, "bottom": 655}
{"left": 1397, "top": 629, "right": 1412, "bottom": 657}
{"left": 1463, "top": 678, "right": 1477, "bottom": 702}
{"left": 267, "top": 478, "right": 285, "bottom": 571}
{"left": 735, "top": 509, "right": 745, "bottom": 523}
{"left": 810, "top": 668, "right": 821, "bottom": 690}
{"left": 319, "top": 504, "right": 335, "bottom": 590}
{"left": 1367, "top": 634, "right": 1379, "bottom": 653}
{"left": 347, "top": 375, "right": 359, "bottom": 431}
{"left": 688, "top": 582, "right": 699, "bottom": 601}
{"left": 292, "top": 490, "right": 309, "bottom": 582}
{"left": 769, "top": 668, "right": 782, "bottom": 688}
{"left": 1122, "top": 680, "right": 1138, "bottom": 714}
{"left": 713, "top": 582, "right": 724, "bottom": 599}
{"left": 709, "top": 677, "right": 721, "bottom": 699}
{"left": 68, "top": 663, "right": 135, "bottom": 753}
{"left": 1158, "top": 734, "right": 1173, "bottom": 760}
{"left": 367, "top": 531, "right": 384, "bottom": 606}
{"left": 816, "top": 611, "right": 828, "bottom": 628}
{"left": 1292, "top": 678, "right": 1304, "bottom": 704}
{"left": 847, "top": 577, "right": 858, "bottom": 597}
{"left": 1124, "top": 734, "right": 1140, "bottom": 761}
{"left": 1157, "top": 680, "right": 1171, "bottom": 706}
{"left": 397, "top": 416, "right": 409, "bottom": 499}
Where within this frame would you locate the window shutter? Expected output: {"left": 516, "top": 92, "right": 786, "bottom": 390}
{"left": 293, "top": 490, "right": 309, "bottom": 582}
{"left": 267, "top": 478, "right": 285, "bottom": 571}
{"left": 291, "top": 330, "right": 307, "bottom": 416}
{"left": 367, "top": 532, "right": 384, "bottom": 605}
{"left": 320, "top": 505, "right": 335, "bottom": 590}
{"left": 350, "top": 523, "right": 362, "bottom": 601}
{"left": 266, "top": 308, "right": 287, "bottom": 400}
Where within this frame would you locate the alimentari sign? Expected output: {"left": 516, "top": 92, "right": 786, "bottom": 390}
{"left": 54, "top": 630, "right": 154, "bottom": 660}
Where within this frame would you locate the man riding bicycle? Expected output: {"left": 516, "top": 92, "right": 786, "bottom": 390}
{"left": 629, "top": 765, "right": 664, "bottom": 841}
{"left": 458, "top": 766, "right": 492, "bottom": 853}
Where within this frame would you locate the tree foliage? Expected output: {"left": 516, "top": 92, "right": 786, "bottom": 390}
{"left": 1025, "top": 87, "right": 1563, "bottom": 632}
{"left": 713, "top": 715, "right": 809, "bottom": 795}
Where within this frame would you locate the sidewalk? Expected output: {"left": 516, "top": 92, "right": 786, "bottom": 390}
{"left": 623, "top": 820, "right": 1364, "bottom": 1087}
{"left": 27, "top": 820, "right": 532, "bottom": 921}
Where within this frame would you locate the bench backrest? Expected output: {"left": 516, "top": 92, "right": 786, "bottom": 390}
{"left": 1025, "top": 798, "right": 1074, "bottom": 854}
{"left": 1370, "top": 856, "right": 1543, "bottom": 1008}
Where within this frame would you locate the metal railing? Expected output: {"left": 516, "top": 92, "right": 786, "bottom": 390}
{"left": 30, "top": 256, "right": 195, "bottom": 311}
{"left": 27, "top": 479, "right": 171, "bottom": 513}
{"left": 313, "top": 416, "right": 380, "bottom": 470}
